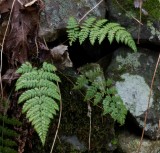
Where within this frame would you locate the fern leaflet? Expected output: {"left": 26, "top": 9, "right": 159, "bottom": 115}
{"left": 67, "top": 17, "right": 79, "bottom": 45}
{"left": 79, "top": 17, "right": 96, "bottom": 44}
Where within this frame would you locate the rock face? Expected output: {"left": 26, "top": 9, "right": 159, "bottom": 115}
{"left": 106, "top": 0, "right": 160, "bottom": 44}
{"left": 105, "top": 47, "right": 160, "bottom": 139}
{"left": 40, "top": 0, "right": 106, "bottom": 41}
{"left": 117, "top": 131, "right": 160, "bottom": 153}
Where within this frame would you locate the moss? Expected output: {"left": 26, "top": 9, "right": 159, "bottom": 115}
{"left": 113, "top": 0, "right": 160, "bottom": 21}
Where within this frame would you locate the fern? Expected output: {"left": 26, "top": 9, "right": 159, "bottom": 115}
{"left": 15, "top": 62, "right": 61, "bottom": 145}
{"left": 66, "top": 17, "right": 79, "bottom": 45}
{"left": 67, "top": 17, "right": 137, "bottom": 52}
{"left": 79, "top": 17, "right": 96, "bottom": 44}
{"left": 74, "top": 63, "right": 127, "bottom": 125}
{"left": 0, "top": 115, "right": 21, "bottom": 153}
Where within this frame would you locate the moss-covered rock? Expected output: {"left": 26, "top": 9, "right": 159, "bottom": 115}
{"left": 117, "top": 131, "right": 160, "bottom": 153}
{"left": 105, "top": 47, "right": 160, "bottom": 140}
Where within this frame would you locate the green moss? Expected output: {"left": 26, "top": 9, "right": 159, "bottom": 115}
{"left": 113, "top": 0, "right": 160, "bottom": 21}
{"left": 143, "top": 0, "right": 160, "bottom": 20}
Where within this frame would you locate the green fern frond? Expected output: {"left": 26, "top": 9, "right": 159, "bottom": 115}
{"left": 16, "top": 62, "right": 34, "bottom": 74}
{"left": 0, "top": 115, "right": 21, "bottom": 126}
{"left": 16, "top": 71, "right": 60, "bottom": 87}
{"left": 67, "top": 17, "right": 137, "bottom": 52}
{"left": 107, "top": 26, "right": 125, "bottom": 44}
{"left": 19, "top": 87, "right": 60, "bottom": 104}
{"left": 98, "top": 23, "right": 120, "bottom": 44}
{"left": 16, "top": 79, "right": 58, "bottom": 91}
{"left": 79, "top": 17, "right": 96, "bottom": 44}
{"left": 67, "top": 17, "right": 79, "bottom": 45}
{"left": 73, "top": 75, "right": 88, "bottom": 89}
{"left": 84, "top": 86, "right": 97, "bottom": 101}
{"left": 42, "top": 62, "right": 57, "bottom": 72}
{"left": 0, "top": 137, "right": 17, "bottom": 147}
{"left": 0, "top": 126, "right": 18, "bottom": 137}
{"left": 74, "top": 63, "right": 127, "bottom": 125}
{"left": 93, "top": 92, "right": 103, "bottom": 105}
{"left": 0, "top": 146, "right": 17, "bottom": 153}
{"left": 0, "top": 115, "right": 21, "bottom": 153}
{"left": 103, "top": 95, "right": 127, "bottom": 125}
{"left": 89, "top": 19, "right": 108, "bottom": 45}
{"left": 15, "top": 62, "right": 61, "bottom": 145}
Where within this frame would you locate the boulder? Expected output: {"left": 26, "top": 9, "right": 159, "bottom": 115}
{"left": 106, "top": 0, "right": 160, "bottom": 45}
{"left": 39, "top": 0, "right": 107, "bottom": 42}
{"left": 117, "top": 131, "right": 160, "bottom": 153}
{"left": 105, "top": 47, "right": 160, "bottom": 139}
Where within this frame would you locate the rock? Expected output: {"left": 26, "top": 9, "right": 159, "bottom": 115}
{"left": 105, "top": 47, "right": 160, "bottom": 139}
{"left": 117, "top": 131, "right": 160, "bottom": 153}
{"left": 39, "top": 0, "right": 106, "bottom": 42}
{"left": 106, "top": 0, "right": 160, "bottom": 45}
{"left": 61, "top": 135, "right": 87, "bottom": 152}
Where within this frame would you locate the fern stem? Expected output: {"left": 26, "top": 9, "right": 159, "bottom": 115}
{"left": 50, "top": 83, "right": 62, "bottom": 153}
{"left": 87, "top": 102, "right": 92, "bottom": 151}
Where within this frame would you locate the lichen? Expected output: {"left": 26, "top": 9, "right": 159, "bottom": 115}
{"left": 116, "top": 52, "right": 142, "bottom": 70}
{"left": 147, "top": 21, "right": 160, "bottom": 41}
{"left": 115, "top": 73, "right": 153, "bottom": 117}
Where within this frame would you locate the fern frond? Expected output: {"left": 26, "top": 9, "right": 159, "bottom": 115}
{"left": 16, "top": 62, "right": 34, "bottom": 74}
{"left": 89, "top": 19, "right": 108, "bottom": 45}
{"left": 67, "top": 17, "right": 137, "bottom": 52}
{"left": 0, "top": 115, "right": 20, "bottom": 153}
{"left": 16, "top": 71, "right": 60, "bottom": 87}
{"left": 42, "top": 62, "right": 57, "bottom": 72}
{"left": 0, "top": 138, "right": 17, "bottom": 147}
{"left": 79, "top": 17, "right": 96, "bottom": 44}
{"left": 16, "top": 62, "right": 61, "bottom": 145}
{"left": 0, "top": 146, "right": 17, "bottom": 153}
{"left": 98, "top": 23, "right": 120, "bottom": 44}
{"left": 74, "top": 63, "right": 127, "bottom": 125}
{"left": 24, "top": 96, "right": 59, "bottom": 144}
{"left": 93, "top": 92, "right": 103, "bottom": 105}
{"left": 73, "top": 75, "right": 88, "bottom": 89}
{"left": 84, "top": 86, "right": 97, "bottom": 101}
{"left": 103, "top": 95, "right": 127, "bottom": 125}
{"left": 102, "top": 95, "right": 112, "bottom": 114}
{"left": 67, "top": 17, "right": 79, "bottom": 45}
{"left": 18, "top": 87, "right": 60, "bottom": 103}
{"left": 0, "top": 126, "right": 18, "bottom": 137}
{"left": 16, "top": 79, "right": 58, "bottom": 91}
{"left": 107, "top": 26, "right": 125, "bottom": 44}
{"left": 0, "top": 115, "right": 21, "bottom": 126}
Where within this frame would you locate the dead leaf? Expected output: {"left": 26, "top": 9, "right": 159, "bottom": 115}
{"left": 2, "top": 69, "right": 20, "bottom": 84}
{"left": 50, "top": 45, "right": 73, "bottom": 69}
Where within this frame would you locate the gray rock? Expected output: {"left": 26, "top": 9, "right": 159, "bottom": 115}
{"left": 106, "top": 0, "right": 160, "bottom": 45}
{"left": 39, "top": 0, "right": 106, "bottom": 42}
{"left": 61, "top": 135, "right": 87, "bottom": 152}
{"left": 105, "top": 47, "right": 160, "bottom": 139}
{"left": 118, "top": 131, "right": 160, "bottom": 153}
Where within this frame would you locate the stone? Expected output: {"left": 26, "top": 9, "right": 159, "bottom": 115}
{"left": 105, "top": 47, "right": 160, "bottom": 139}
{"left": 106, "top": 0, "right": 160, "bottom": 45}
{"left": 117, "top": 131, "right": 160, "bottom": 153}
{"left": 39, "top": 0, "right": 106, "bottom": 42}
